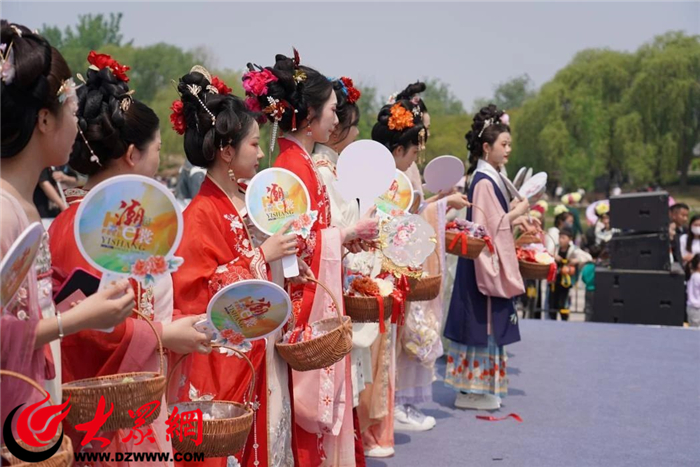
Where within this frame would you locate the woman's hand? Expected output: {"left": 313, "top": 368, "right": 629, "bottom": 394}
{"left": 510, "top": 198, "right": 530, "bottom": 218}
{"left": 261, "top": 220, "right": 298, "bottom": 262}
{"left": 66, "top": 279, "right": 135, "bottom": 331}
{"left": 162, "top": 315, "right": 212, "bottom": 355}
{"left": 446, "top": 193, "right": 470, "bottom": 210}
{"left": 289, "top": 258, "right": 315, "bottom": 285}
{"left": 513, "top": 215, "right": 541, "bottom": 234}
{"left": 343, "top": 207, "right": 379, "bottom": 244}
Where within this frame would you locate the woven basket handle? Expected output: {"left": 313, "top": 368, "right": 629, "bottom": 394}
{"left": 212, "top": 345, "right": 256, "bottom": 409}
{"left": 166, "top": 344, "right": 256, "bottom": 409}
{"left": 0, "top": 370, "right": 52, "bottom": 404}
{"left": 0, "top": 370, "right": 61, "bottom": 451}
{"left": 307, "top": 278, "right": 344, "bottom": 328}
{"left": 133, "top": 310, "right": 165, "bottom": 376}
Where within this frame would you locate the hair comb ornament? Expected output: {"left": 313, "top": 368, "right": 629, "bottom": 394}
{"left": 478, "top": 113, "right": 510, "bottom": 138}
{"left": 291, "top": 48, "right": 307, "bottom": 84}
{"left": 187, "top": 84, "right": 217, "bottom": 125}
{"left": 9, "top": 25, "right": 22, "bottom": 37}
{"left": 56, "top": 78, "right": 79, "bottom": 105}
{"left": 190, "top": 65, "right": 213, "bottom": 83}
{"left": 0, "top": 41, "right": 16, "bottom": 85}
{"left": 118, "top": 89, "right": 135, "bottom": 112}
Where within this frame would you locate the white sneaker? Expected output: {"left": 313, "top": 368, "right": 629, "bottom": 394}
{"left": 454, "top": 392, "right": 501, "bottom": 410}
{"left": 364, "top": 446, "right": 395, "bottom": 458}
{"left": 394, "top": 404, "right": 437, "bottom": 432}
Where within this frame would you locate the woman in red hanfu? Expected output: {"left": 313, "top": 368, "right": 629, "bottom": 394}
{"left": 1, "top": 26, "right": 136, "bottom": 443}
{"left": 243, "top": 52, "right": 379, "bottom": 467}
{"left": 170, "top": 66, "right": 310, "bottom": 467}
{"left": 48, "top": 53, "right": 211, "bottom": 466}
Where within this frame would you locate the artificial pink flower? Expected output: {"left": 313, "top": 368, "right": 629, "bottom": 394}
{"left": 245, "top": 96, "right": 262, "bottom": 112}
{"left": 131, "top": 259, "right": 149, "bottom": 276}
{"left": 242, "top": 69, "right": 277, "bottom": 97}
{"left": 147, "top": 256, "right": 167, "bottom": 275}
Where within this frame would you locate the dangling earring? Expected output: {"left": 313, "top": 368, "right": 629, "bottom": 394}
{"left": 485, "top": 152, "right": 490, "bottom": 162}
{"left": 228, "top": 163, "right": 236, "bottom": 182}
{"left": 227, "top": 149, "right": 236, "bottom": 181}
{"left": 306, "top": 124, "right": 312, "bottom": 137}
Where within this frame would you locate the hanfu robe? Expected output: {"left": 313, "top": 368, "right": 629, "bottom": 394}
{"left": 1, "top": 190, "right": 49, "bottom": 443}
{"left": 49, "top": 187, "right": 173, "bottom": 467}
{"left": 443, "top": 159, "right": 524, "bottom": 397}
{"left": 172, "top": 176, "right": 293, "bottom": 467}
{"left": 274, "top": 137, "right": 355, "bottom": 467}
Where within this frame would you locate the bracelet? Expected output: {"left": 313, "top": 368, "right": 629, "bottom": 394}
{"left": 56, "top": 312, "right": 64, "bottom": 342}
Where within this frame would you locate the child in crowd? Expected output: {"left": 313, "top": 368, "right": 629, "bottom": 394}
{"left": 549, "top": 227, "right": 579, "bottom": 321}
{"left": 580, "top": 244, "right": 602, "bottom": 322}
{"left": 685, "top": 253, "right": 700, "bottom": 327}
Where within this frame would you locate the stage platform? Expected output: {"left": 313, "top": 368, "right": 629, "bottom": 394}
{"left": 368, "top": 320, "right": 700, "bottom": 467}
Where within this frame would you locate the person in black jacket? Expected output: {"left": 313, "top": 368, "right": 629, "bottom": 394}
{"left": 669, "top": 203, "right": 689, "bottom": 264}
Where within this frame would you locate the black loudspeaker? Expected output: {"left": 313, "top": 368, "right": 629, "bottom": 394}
{"left": 609, "top": 232, "right": 671, "bottom": 271}
{"left": 609, "top": 191, "right": 669, "bottom": 233}
{"left": 592, "top": 269, "right": 685, "bottom": 326}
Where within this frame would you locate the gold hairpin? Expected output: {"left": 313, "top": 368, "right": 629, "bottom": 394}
{"left": 187, "top": 84, "right": 216, "bottom": 125}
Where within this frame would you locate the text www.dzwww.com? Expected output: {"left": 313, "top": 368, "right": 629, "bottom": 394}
{"left": 74, "top": 451, "right": 205, "bottom": 463}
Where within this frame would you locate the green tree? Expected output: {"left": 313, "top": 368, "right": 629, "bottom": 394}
{"left": 356, "top": 84, "right": 381, "bottom": 140}
{"left": 40, "top": 13, "right": 126, "bottom": 74}
{"left": 474, "top": 74, "right": 537, "bottom": 112}
{"left": 619, "top": 31, "right": 700, "bottom": 187}
{"left": 419, "top": 78, "right": 465, "bottom": 116}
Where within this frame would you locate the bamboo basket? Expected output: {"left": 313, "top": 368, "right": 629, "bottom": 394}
{"left": 519, "top": 260, "right": 552, "bottom": 280}
{"left": 343, "top": 294, "right": 392, "bottom": 323}
{"left": 61, "top": 310, "right": 166, "bottom": 432}
{"left": 445, "top": 231, "right": 486, "bottom": 260}
{"left": 275, "top": 279, "right": 352, "bottom": 371}
{"left": 0, "top": 370, "right": 73, "bottom": 467}
{"left": 167, "top": 345, "right": 254, "bottom": 458}
{"left": 406, "top": 249, "right": 442, "bottom": 302}
{"left": 444, "top": 204, "right": 489, "bottom": 260}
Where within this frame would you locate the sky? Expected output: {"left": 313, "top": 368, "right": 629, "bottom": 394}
{"left": 4, "top": 1, "right": 699, "bottom": 108}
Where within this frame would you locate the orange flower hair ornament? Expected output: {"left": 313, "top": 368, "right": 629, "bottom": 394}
{"left": 388, "top": 103, "right": 415, "bottom": 131}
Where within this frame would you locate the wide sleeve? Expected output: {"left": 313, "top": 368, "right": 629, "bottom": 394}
{"left": 45, "top": 206, "right": 162, "bottom": 381}
{"left": 472, "top": 181, "right": 525, "bottom": 299}
{"left": 0, "top": 194, "right": 45, "bottom": 434}
{"left": 316, "top": 164, "right": 358, "bottom": 230}
{"left": 276, "top": 153, "right": 330, "bottom": 268}
{"left": 173, "top": 204, "right": 231, "bottom": 317}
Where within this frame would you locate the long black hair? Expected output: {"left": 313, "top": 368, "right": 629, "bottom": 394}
{"left": 71, "top": 54, "right": 159, "bottom": 175}
{"left": 371, "top": 100, "right": 427, "bottom": 153}
{"left": 244, "top": 50, "right": 332, "bottom": 132}
{"left": 465, "top": 104, "right": 510, "bottom": 174}
{"left": 330, "top": 78, "right": 360, "bottom": 143}
{"left": 686, "top": 253, "right": 700, "bottom": 280}
{"left": 177, "top": 68, "right": 258, "bottom": 168}
{"left": 686, "top": 214, "right": 700, "bottom": 253}
{"left": 1, "top": 21, "right": 72, "bottom": 158}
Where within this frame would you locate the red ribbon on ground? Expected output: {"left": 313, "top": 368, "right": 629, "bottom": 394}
{"left": 476, "top": 413, "right": 523, "bottom": 422}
